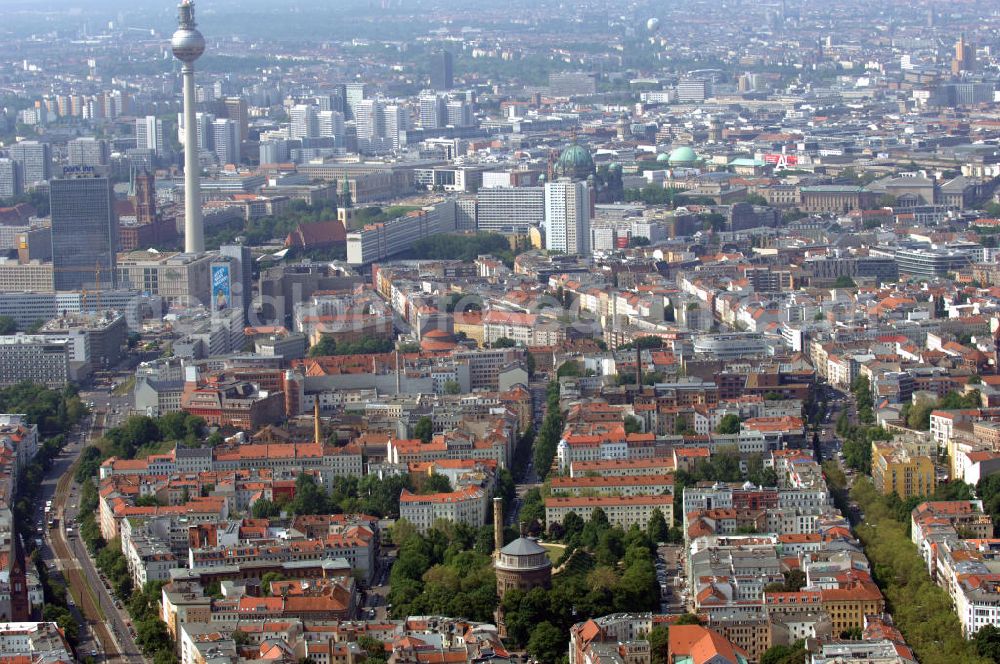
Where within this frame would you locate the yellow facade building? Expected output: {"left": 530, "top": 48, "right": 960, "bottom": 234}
{"left": 872, "top": 441, "right": 935, "bottom": 499}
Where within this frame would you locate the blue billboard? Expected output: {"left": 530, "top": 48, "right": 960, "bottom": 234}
{"left": 212, "top": 264, "right": 231, "bottom": 311}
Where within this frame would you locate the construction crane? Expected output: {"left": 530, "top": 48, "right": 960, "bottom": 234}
{"left": 53, "top": 262, "right": 104, "bottom": 313}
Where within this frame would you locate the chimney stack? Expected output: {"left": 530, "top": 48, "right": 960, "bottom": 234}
{"left": 636, "top": 343, "right": 642, "bottom": 388}
{"left": 313, "top": 400, "right": 321, "bottom": 445}
{"left": 395, "top": 350, "right": 401, "bottom": 394}
{"left": 493, "top": 497, "right": 504, "bottom": 554}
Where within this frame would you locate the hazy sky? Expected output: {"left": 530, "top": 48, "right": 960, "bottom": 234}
{"left": 1, "top": 0, "right": 606, "bottom": 42}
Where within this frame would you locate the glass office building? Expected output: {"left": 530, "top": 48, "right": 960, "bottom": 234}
{"left": 50, "top": 173, "right": 118, "bottom": 290}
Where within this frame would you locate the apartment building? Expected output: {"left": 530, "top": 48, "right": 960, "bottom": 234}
{"left": 544, "top": 494, "right": 674, "bottom": 530}
{"left": 0, "top": 335, "right": 71, "bottom": 387}
{"left": 398, "top": 486, "right": 487, "bottom": 533}
{"left": 871, "top": 441, "right": 935, "bottom": 499}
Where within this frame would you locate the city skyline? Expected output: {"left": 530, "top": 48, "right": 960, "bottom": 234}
{"left": 1, "top": 1, "right": 1000, "bottom": 664}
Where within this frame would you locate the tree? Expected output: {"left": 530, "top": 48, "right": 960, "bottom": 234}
{"left": 833, "top": 276, "right": 856, "bottom": 289}
{"left": 649, "top": 625, "right": 670, "bottom": 664}
{"left": 519, "top": 488, "right": 545, "bottom": 530}
{"left": 647, "top": 508, "right": 669, "bottom": 543}
{"left": 157, "top": 411, "right": 204, "bottom": 442}
{"left": 674, "top": 613, "right": 702, "bottom": 625}
{"left": 782, "top": 569, "right": 806, "bottom": 592}
{"left": 557, "top": 360, "right": 583, "bottom": 377}
{"left": 562, "top": 511, "right": 585, "bottom": 541}
{"left": 154, "top": 651, "right": 179, "bottom": 664}
{"left": 492, "top": 337, "right": 516, "bottom": 348}
{"left": 410, "top": 232, "right": 518, "bottom": 264}
{"left": 421, "top": 473, "right": 452, "bottom": 494}
{"left": 260, "top": 572, "right": 285, "bottom": 595}
{"left": 698, "top": 212, "right": 726, "bottom": 232}
{"left": 290, "top": 473, "right": 331, "bottom": 515}
{"left": 309, "top": 336, "right": 396, "bottom": 357}
{"left": 135, "top": 617, "right": 172, "bottom": 654}
{"left": 444, "top": 293, "right": 483, "bottom": 314}
{"left": 533, "top": 381, "right": 564, "bottom": 480}
{"left": 442, "top": 380, "right": 461, "bottom": 395}
{"left": 0, "top": 316, "right": 15, "bottom": 334}
{"left": 877, "top": 194, "right": 897, "bottom": 208}
{"left": 527, "top": 622, "right": 565, "bottom": 664}
{"left": 625, "top": 184, "right": 675, "bottom": 206}
{"left": 642, "top": 371, "right": 666, "bottom": 386}
{"left": 627, "top": 336, "right": 664, "bottom": 350}
{"left": 907, "top": 397, "right": 935, "bottom": 430}
{"left": 358, "top": 635, "right": 387, "bottom": 663}
{"left": 308, "top": 336, "right": 338, "bottom": 357}
{"left": 848, "top": 477, "right": 985, "bottom": 663}
{"left": 715, "top": 414, "right": 741, "bottom": 434}
{"left": 840, "top": 626, "right": 863, "bottom": 639}
{"left": 974, "top": 624, "right": 1000, "bottom": 662}
{"left": 624, "top": 415, "right": 643, "bottom": 435}
{"left": 761, "top": 643, "right": 807, "bottom": 664}
{"left": 414, "top": 416, "right": 434, "bottom": 443}
{"left": 969, "top": 374, "right": 983, "bottom": 385}
{"left": 43, "top": 605, "right": 78, "bottom": 644}
{"left": 590, "top": 507, "right": 610, "bottom": 529}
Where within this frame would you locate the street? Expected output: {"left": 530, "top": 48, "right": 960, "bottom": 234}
{"left": 34, "top": 415, "right": 104, "bottom": 661}
{"left": 360, "top": 552, "right": 395, "bottom": 621}
{"left": 38, "top": 380, "right": 147, "bottom": 664}
{"left": 656, "top": 544, "right": 686, "bottom": 614}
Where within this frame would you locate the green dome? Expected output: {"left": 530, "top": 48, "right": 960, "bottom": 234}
{"left": 668, "top": 146, "right": 698, "bottom": 164}
{"left": 656, "top": 153, "right": 670, "bottom": 163}
{"left": 559, "top": 143, "right": 594, "bottom": 170}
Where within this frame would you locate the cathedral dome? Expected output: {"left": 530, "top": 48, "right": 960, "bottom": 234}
{"left": 668, "top": 146, "right": 698, "bottom": 165}
{"left": 556, "top": 142, "right": 596, "bottom": 180}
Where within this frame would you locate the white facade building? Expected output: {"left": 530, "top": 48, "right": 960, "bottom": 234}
{"left": 399, "top": 486, "right": 487, "bottom": 533}
{"left": 544, "top": 179, "right": 591, "bottom": 255}
{"left": 136, "top": 115, "right": 165, "bottom": 154}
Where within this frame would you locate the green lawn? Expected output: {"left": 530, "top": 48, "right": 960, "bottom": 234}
{"left": 541, "top": 543, "right": 566, "bottom": 562}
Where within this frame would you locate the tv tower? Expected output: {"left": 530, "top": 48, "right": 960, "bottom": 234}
{"left": 172, "top": 0, "right": 206, "bottom": 254}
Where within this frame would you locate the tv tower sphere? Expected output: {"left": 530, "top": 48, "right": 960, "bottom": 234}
{"left": 172, "top": 0, "right": 205, "bottom": 64}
